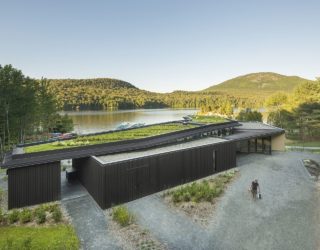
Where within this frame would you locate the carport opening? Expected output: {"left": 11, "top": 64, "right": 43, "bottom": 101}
{"left": 61, "top": 159, "right": 77, "bottom": 182}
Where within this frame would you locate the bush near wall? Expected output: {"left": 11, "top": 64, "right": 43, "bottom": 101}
{"left": 112, "top": 206, "right": 134, "bottom": 227}
{"left": 165, "top": 170, "right": 237, "bottom": 203}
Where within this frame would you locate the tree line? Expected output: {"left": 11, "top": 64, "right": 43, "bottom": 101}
{"left": 45, "top": 79, "right": 267, "bottom": 113}
{"left": 264, "top": 81, "right": 320, "bottom": 140}
{"left": 234, "top": 81, "right": 320, "bottom": 141}
{"left": 0, "top": 65, "right": 73, "bottom": 159}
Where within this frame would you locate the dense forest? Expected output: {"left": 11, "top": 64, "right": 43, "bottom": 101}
{"left": 46, "top": 73, "right": 298, "bottom": 112}
{"left": 264, "top": 81, "right": 320, "bottom": 140}
{"left": 0, "top": 65, "right": 73, "bottom": 158}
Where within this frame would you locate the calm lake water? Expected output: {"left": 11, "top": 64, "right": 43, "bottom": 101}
{"left": 61, "top": 109, "right": 198, "bottom": 134}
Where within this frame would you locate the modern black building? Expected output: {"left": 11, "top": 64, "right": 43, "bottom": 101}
{"left": 1, "top": 121, "right": 285, "bottom": 209}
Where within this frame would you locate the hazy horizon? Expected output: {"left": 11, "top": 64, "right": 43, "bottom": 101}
{"left": 1, "top": 0, "right": 319, "bottom": 92}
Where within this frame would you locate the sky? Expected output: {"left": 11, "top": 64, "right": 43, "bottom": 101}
{"left": 0, "top": 0, "right": 319, "bottom": 92}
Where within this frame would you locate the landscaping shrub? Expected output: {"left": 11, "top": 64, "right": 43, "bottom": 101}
{"left": 45, "top": 203, "right": 58, "bottom": 213}
{"left": 52, "top": 206, "right": 62, "bottom": 223}
{"left": 34, "top": 207, "right": 46, "bottom": 224}
{"left": 19, "top": 208, "right": 33, "bottom": 224}
{"left": 39, "top": 203, "right": 50, "bottom": 212}
{"left": 8, "top": 209, "right": 20, "bottom": 224}
{"left": 168, "top": 170, "right": 236, "bottom": 204}
{"left": 112, "top": 206, "right": 134, "bottom": 227}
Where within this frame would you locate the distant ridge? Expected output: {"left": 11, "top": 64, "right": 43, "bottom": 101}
{"left": 48, "top": 78, "right": 138, "bottom": 90}
{"left": 44, "top": 72, "right": 314, "bottom": 111}
{"left": 204, "top": 72, "right": 312, "bottom": 92}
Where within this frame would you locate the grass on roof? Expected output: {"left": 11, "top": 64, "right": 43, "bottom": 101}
{"left": 24, "top": 123, "right": 197, "bottom": 153}
{"left": 191, "top": 115, "right": 227, "bottom": 124}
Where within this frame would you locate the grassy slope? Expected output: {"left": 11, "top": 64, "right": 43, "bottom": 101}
{"left": 25, "top": 123, "right": 197, "bottom": 153}
{"left": 205, "top": 72, "right": 311, "bottom": 93}
{"left": 0, "top": 225, "right": 79, "bottom": 250}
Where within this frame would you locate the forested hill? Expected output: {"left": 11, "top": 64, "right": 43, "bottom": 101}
{"left": 46, "top": 78, "right": 165, "bottom": 110}
{"left": 205, "top": 72, "right": 311, "bottom": 92}
{"left": 46, "top": 73, "right": 314, "bottom": 111}
{"left": 50, "top": 78, "right": 138, "bottom": 90}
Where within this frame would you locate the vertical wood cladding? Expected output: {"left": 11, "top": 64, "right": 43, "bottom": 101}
{"left": 8, "top": 162, "right": 61, "bottom": 209}
{"left": 73, "top": 157, "right": 105, "bottom": 208}
{"left": 76, "top": 141, "right": 236, "bottom": 209}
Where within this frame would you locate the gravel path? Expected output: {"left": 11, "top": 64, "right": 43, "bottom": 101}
{"left": 126, "top": 195, "right": 212, "bottom": 249}
{"left": 126, "top": 152, "right": 320, "bottom": 250}
{"left": 61, "top": 178, "right": 121, "bottom": 250}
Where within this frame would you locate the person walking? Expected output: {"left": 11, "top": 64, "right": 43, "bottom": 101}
{"left": 251, "top": 179, "right": 260, "bottom": 200}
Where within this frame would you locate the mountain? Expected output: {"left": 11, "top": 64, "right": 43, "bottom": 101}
{"left": 46, "top": 78, "right": 168, "bottom": 110}
{"left": 45, "top": 72, "right": 314, "bottom": 111}
{"left": 205, "top": 72, "right": 311, "bottom": 92}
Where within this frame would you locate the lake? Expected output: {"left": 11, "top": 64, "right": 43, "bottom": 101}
{"left": 61, "top": 109, "right": 198, "bottom": 134}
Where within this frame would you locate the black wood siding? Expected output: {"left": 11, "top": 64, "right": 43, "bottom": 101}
{"left": 8, "top": 162, "right": 61, "bottom": 209}
{"left": 73, "top": 157, "right": 105, "bottom": 208}
{"left": 76, "top": 141, "right": 236, "bottom": 209}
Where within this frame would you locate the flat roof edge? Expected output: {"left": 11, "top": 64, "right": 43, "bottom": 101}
{"left": 94, "top": 138, "right": 230, "bottom": 166}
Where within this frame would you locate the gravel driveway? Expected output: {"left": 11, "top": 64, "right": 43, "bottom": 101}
{"left": 127, "top": 194, "right": 211, "bottom": 249}
{"left": 206, "top": 152, "right": 320, "bottom": 250}
{"left": 126, "top": 152, "right": 320, "bottom": 250}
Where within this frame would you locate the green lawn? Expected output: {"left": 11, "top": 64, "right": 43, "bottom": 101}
{"left": 285, "top": 140, "right": 320, "bottom": 147}
{"left": 25, "top": 123, "right": 196, "bottom": 153}
{"left": 0, "top": 225, "right": 79, "bottom": 249}
{"left": 191, "top": 115, "right": 227, "bottom": 124}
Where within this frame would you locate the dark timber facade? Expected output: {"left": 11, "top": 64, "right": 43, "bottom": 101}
{"left": 1, "top": 121, "right": 285, "bottom": 209}
{"left": 7, "top": 162, "right": 61, "bottom": 209}
{"left": 73, "top": 140, "right": 236, "bottom": 209}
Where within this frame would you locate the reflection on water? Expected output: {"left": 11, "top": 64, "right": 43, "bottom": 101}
{"left": 61, "top": 109, "right": 198, "bottom": 134}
